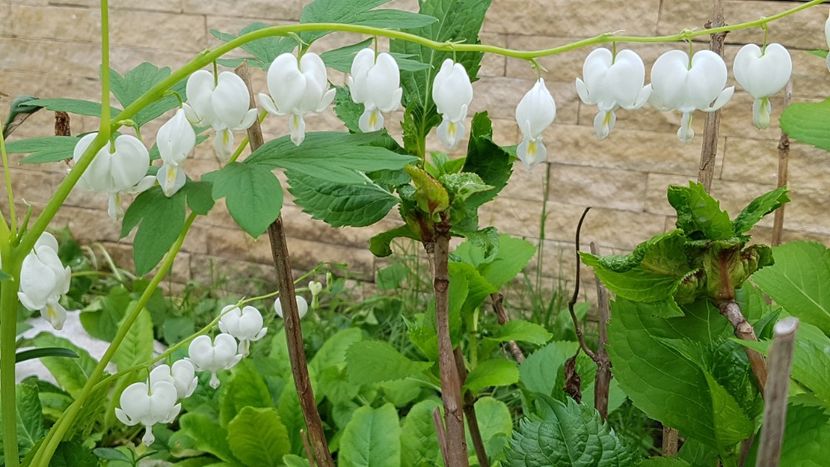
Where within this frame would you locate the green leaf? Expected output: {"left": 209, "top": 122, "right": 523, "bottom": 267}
{"left": 179, "top": 412, "right": 237, "bottom": 463}
{"left": 751, "top": 241, "right": 830, "bottom": 333}
{"left": 462, "top": 112, "right": 513, "bottom": 207}
{"left": 3, "top": 95, "right": 40, "bottom": 136}
{"left": 333, "top": 86, "right": 364, "bottom": 133}
{"left": 780, "top": 98, "right": 830, "bottom": 151}
{"left": 79, "top": 284, "right": 131, "bottom": 341}
{"left": 321, "top": 39, "right": 429, "bottom": 73}
{"left": 608, "top": 299, "right": 754, "bottom": 452}
{"left": 519, "top": 342, "right": 577, "bottom": 396}
{"left": 476, "top": 235, "right": 536, "bottom": 290}
{"left": 309, "top": 327, "right": 364, "bottom": 376}
{"left": 401, "top": 399, "right": 442, "bottom": 467}
{"left": 247, "top": 131, "right": 416, "bottom": 184}
{"left": 747, "top": 404, "right": 830, "bottom": 465}
{"left": 507, "top": 397, "right": 630, "bottom": 466}
{"left": 300, "top": 0, "right": 436, "bottom": 43}
{"left": 339, "top": 403, "right": 401, "bottom": 467}
{"left": 346, "top": 340, "right": 431, "bottom": 385}
{"left": 22, "top": 98, "right": 119, "bottom": 117}
{"left": 487, "top": 319, "right": 552, "bottom": 346}
{"left": 15, "top": 347, "right": 78, "bottom": 363}
{"left": 110, "top": 62, "right": 186, "bottom": 126}
{"left": 183, "top": 180, "right": 216, "bottom": 215}
{"left": 667, "top": 182, "right": 734, "bottom": 241}
{"left": 638, "top": 459, "right": 692, "bottom": 466}
{"left": 50, "top": 441, "right": 97, "bottom": 467}
{"left": 31, "top": 334, "right": 97, "bottom": 398}
{"left": 219, "top": 360, "right": 273, "bottom": 427}
{"left": 15, "top": 382, "right": 46, "bottom": 454}
{"left": 369, "top": 224, "right": 419, "bottom": 257}
{"left": 6, "top": 136, "right": 80, "bottom": 164}
{"left": 732, "top": 187, "right": 789, "bottom": 235}
{"left": 288, "top": 171, "right": 398, "bottom": 227}
{"left": 464, "top": 358, "right": 519, "bottom": 393}
{"left": 470, "top": 397, "right": 512, "bottom": 459}
{"left": 204, "top": 162, "right": 283, "bottom": 237}
{"left": 121, "top": 186, "right": 187, "bottom": 275}
{"left": 227, "top": 407, "right": 290, "bottom": 466}
{"left": 210, "top": 23, "right": 296, "bottom": 70}
{"left": 113, "top": 308, "right": 153, "bottom": 372}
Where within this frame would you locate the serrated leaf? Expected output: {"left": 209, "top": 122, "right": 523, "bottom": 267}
{"left": 732, "top": 186, "right": 789, "bottom": 235}
{"left": 751, "top": 241, "right": 830, "bottom": 333}
{"left": 300, "top": 0, "right": 436, "bottom": 43}
{"left": 203, "top": 162, "right": 283, "bottom": 237}
{"left": 113, "top": 308, "right": 153, "bottom": 372}
{"left": 339, "top": 403, "right": 401, "bottom": 467}
{"left": 464, "top": 358, "right": 519, "bottom": 392}
{"left": 780, "top": 98, "right": 830, "bottom": 151}
{"left": 121, "top": 186, "right": 187, "bottom": 275}
{"left": 227, "top": 407, "right": 290, "bottom": 466}
{"left": 110, "top": 62, "right": 186, "bottom": 126}
{"left": 746, "top": 404, "right": 830, "bottom": 465}
{"left": 210, "top": 22, "right": 296, "bottom": 70}
{"left": 6, "top": 136, "right": 80, "bottom": 164}
{"left": 346, "top": 340, "right": 431, "bottom": 385}
{"left": 369, "top": 224, "right": 419, "bottom": 257}
{"left": 487, "top": 319, "right": 552, "bottom": 346}
{"left": 463, "top": 112, "right": 513, "bottom": 207}
{"left": 288, "top": 171, "right": 397, "bottom": 227}
{"left": 334, "top": 86, "right": 364, "bottom": 133}
{"left": 401, "top": 399, "right": 442, "bottom": 467}
{"left": 247, "top": 131, "right": 416, "bottom": 184}
{"left": 668, "top": 182, "right": 734, "bottom": 241}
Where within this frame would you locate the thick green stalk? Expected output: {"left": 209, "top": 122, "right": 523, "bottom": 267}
{"left": 1, "top": 252, "right": 21, "bottom": 467}
{"left": 0, "top": 130, "right": 16, "bottom": 236}
{"left": 31, "top": 214, "right": 196, "bottom": 465}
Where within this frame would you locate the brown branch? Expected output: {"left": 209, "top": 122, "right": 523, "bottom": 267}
{"left": 589, "top": 242, "right": 612, "bottom": 420}
{"left": 489, "top": 293, "right": 525, "bottom": 363}
{"left": 569, "top": 207, "right": 597, "bottom": 362}
{"left": 771, "top": 80, "right": 793, "bottom": 247}
{"left": 433, "top": 408, "right": 450, "bottom": 463}
{"left": 237, "top": 63, "right": 334, "bottom": 467}
{"left": 697, "top": 0, "right": 727, "bottom": 192}
{"left": 300, "top": 429, "right": 318, "bottom": 467}
{"left": 454, "top": 348, "right": 490, "bottom": 467}
{"left": 756, "top": 317, "right": 799, "bottom": 467}
{"left": 54, "top": 112, "right": 70, "bottom": 137}
{"left": 719, "top": 300, "right": 768, "bottom": 393}
{"left": 430, "top": 213, "right": 469, "bottom": 467}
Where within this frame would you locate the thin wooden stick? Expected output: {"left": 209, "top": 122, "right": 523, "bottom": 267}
{"left": 433, "top": 408, "right": 450, "bottom": 464}
{"left": 454, "top": 348, "right": 490, "bottom": 467}
{"left": 589, "top": 242, "right": 612, "bottom": 420}
{"left": 771, "top": 80, "right": 793, "bottom": 246}
{"left": 569, "top": 207, "right": 597, "bottom": 362}
{"left": 490, "top": 293, "right": 525, "bottom": 363}
{"left": 237, "top": 63, "right": 334, "bottom": 467}
{"left": 697, "top": 0, "right": 727, "bottom": 192}
{"left": 756, "top": 317, "right": 799, "bottom": 467}
{"left": 300, "top": 429, "right": 318, "bottom": 467}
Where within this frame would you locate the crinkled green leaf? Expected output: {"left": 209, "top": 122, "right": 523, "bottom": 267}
{"left": 339, "top": 403, "right": 401, "bottom": 467}
{"left": 288, "top": 171, "right": 397, "bottom": 227}
{"left": 203, "top": 162, "right": 283, "bottom": 237}
{"left": 668, "top": 182, "right": 734, "bottom": 241}
{"left": 732, "top": 186, "right": 789, "bottom": 235}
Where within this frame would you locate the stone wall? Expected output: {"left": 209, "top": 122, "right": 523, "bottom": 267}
{"left": 1, "top": 0, "right": 829, "bottom": 298}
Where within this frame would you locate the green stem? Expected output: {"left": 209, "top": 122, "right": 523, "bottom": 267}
{"left": 99, "top": 0, "right": 111, "bottom": 143}
{"left": 0, "top": 130, "right": 16, "bottom": 237}
{"left": 0, "top": 252, "right": 20, "bottom": 467}
{"left": 32, "top": 214, "right": 196, "bottom": 465}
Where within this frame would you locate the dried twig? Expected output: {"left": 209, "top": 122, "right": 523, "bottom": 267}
{"left": 54, "top": 112, "right": 70, "bottom": 137}
{"left": 756, "top": 317, "right": 799, "bottom": 467}
{"left": 771, "top": 80, "right": 793, "bottom": 246}
{"left": 719, "top": 300, "right": 768, "bottom": 392}
{"left": 569, "top": 207, "right": 597, "bottom": 362}
{"left": 433, "top": 408, "right": 450, "bottom": 463}
{"left": 489, "top": 293, "right": 525, "bottom": 363}
{"left": 237, "top": 63, "right": 334, "bottom": 467}
{"left": 697, "top": 0, "right": 727, "bottom": 192}
{"left": 454, "top": 348, "right": 490, "bottom": 467}
{"left": 589, "top": 242, "right": 612, "bottom": 419}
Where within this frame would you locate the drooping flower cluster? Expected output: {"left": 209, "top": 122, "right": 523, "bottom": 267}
{"left": 18, "top": 232, "right": 71, "bottom": 330}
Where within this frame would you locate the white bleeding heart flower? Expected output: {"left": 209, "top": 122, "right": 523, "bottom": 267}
{"left": 156, "top": 108, "right": 196, "bottom": 196}
{"left": 18, "top": 232, "right": 71, "bottom": 330}
{"left": 515, "top": 78, "right": 556, "bottom": 168}
{"left": 184, "top": 70, "right": 257, "bottom": 161}
{"left": 432, "top": 59, "right": 473, "bottom": 150}
{"left": 258, "top": 52, "right": 336, "bottom": 146}
{"left": 188, "top": 333, "right": 241, "bottom": 388}
{"left": 73, "top": 133, "right": 154, "bottom": 219}
{"left": 274, "top": 295, "right": 308, "bottom": 320}
{"left": 649, "top": 49, "right": 734, "bottom": 143}
{"left": 218, "top": 304, "right": 267, "bottom": 355}
{"left": 347, "top": 48, "right": 403, "bottom": 132}
{"left": 114, "top": 380, "right": 181, "bottom": 445}
{"left": 733, "top": 43, "right": 792, "bottom": 129}
{"left": 576, "top": 48, "right": 652, "bottom": 139}
{"left": 149, "top": 360, "right": 197, "bottom": 400}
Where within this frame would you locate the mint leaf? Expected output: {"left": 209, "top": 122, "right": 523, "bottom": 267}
{"left": 288, "top": 171, "right": 397, "bottom": 227}
{"left": 204, "top": 162, "right": 283, "bottom": 237}
{"left": 668, "top": 182, "right": 734, "bottom": 241}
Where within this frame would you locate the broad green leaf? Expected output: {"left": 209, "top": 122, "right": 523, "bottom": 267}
{"left": 179, "top": 412, "right": 237, "bottom": 464}
{"left": 121, "top": 186, "right": 187, "bottom": 275}
{"left": 809, "top": 49, "right": 829, "bottom": 59}
{"left": 507, "top": 397, "right": 630, "bottom": 466}
{"left": 22, "top": 98, "right": 119, "bottom": 117}
{"left": 31, "top": 334, "right": 97, "bottom": 398}
{"left": 227, "top": 407, "right": 290, "bottom": 466}
{"left": 309, "top": 327, "right": 364, "bottom": 376}
{"left": 339, "top": 403, "right": 401, "bottom": 467}
{"left": 321, "top": 39, "right": 429, "bottom": 73}
{"left": 50, "top": 441, "right": 97, "bottom": 467}
{"left": 608, "top": 299, "right": 753, "bottom": 452}
{"left": 462, "top": 112, "right": 513, "bottom": 207}
{"left": 6, "top": 136, "right": 80, "bottom": 164}
{"left": 487, "top": 319, "right": 552, "bottom": 346}
{"left": 79, "top": 284, "right": 131, "bottom": 341}
{"left": 288, "top": 171, "right": 398, "bottom": 227}
{"left": 476, "top": 235, "right": 536, "bottom": 290}
{"left": 746, "top": 404, "right": 830, "bottom": 465}
{"left": 219, "top": 360, "right": 273, "bottom": 427}
{"left": 110, "top": 62, "right": 186, "bottom": 126}
{"left": 667, "top": 182, "right": 734, "bottom": 241}
{"left": 113, "top": 308, "right": 153, "bottom": 372}
{"left": 780, "top": 98, "right": 830, "bottom": 151}
{"left": 732, "top": 187, "right": 789, "bottom": 235}
{"left": 449, "top": 261, "right": 497, "bottom": 316}
{"left": 183, "top": 180, "right": 216, "bottom": 215}
{"left": 15, "top": 382, "right": 46, "bottom": 454}
{"left": 638, "top": 459, "right": 691, "bottom": 466}
{"left": 369, "top": 224, "right": 419, "bottom": 257}
{"left": 751, "top": 241, "right": 830, "bottom": 333}
{"left": 15, "top": 347, "right": 78, "bottom": 363}
{"left": 204, "top": 162, "right": 283, "bottom": 237}
{"left": 464, "top": 358, "right": 519, "bottom": 392}
{"left": 247, "top": 131, "right": 416, "bottom": 184}
{"left": 470, "top": 397, "right": 512, "bottom": 459}
{"left": 300, "top": 0, "right": 436, "bottom": 43}
{"left": 519, "top": 341, "right": 578, "bottom": 396}
{"left": 284, "top": 454, "right": 311, "bottom": 467}
{"left": 210, "top": 23, "right": 296, "bottom": 70}
{"left": 346, "top": 340, "right": 431, "bottom": 385}
{"left": 401, "top": 399, "right": 443, "bottom": 467}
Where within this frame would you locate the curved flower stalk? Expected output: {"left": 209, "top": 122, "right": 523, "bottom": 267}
{"left": 114, "top": 380, "right": 181, "bottom": 445}
{"left": 575, "top": 48, "right": 651, "bottom": 139}
{"left": 275, "top": 295, "right": 308, "bottom": 320}
{"left": 733, "top": 43, "right": 792, "bottom": 129}
{"left": 432, "top": 59, "right": 473, "bottom": 150}
{"left": 148, "top": 360, "right": 197, "bottom": 399}
{"left": 649, "top": 49, "right": 734, "bottom": 143}
{"left": 17, "top": 233, "right": 71, "bottom": 330}
{"left": 218, "top": 304, "right": 267, "bottom": 355}
{"left": 348, "top": 48, "right": 403, "bottom": 132}
{"left": 156, "top": 109, "right": 196, "bottom": 197}
{"left": 187, "top": 333, "right": 242, "bottom": 388}
{"left": 515, "top": 78, "right": 556, "bottom": 168}
{"left": 258, "top": 52, "right": 336, "bottom": 146}
{"left": 72, "top": 133, "right": 153, "bottom": 219}
{"left": 184, "top": 70, "right": 257, "bottom": 161}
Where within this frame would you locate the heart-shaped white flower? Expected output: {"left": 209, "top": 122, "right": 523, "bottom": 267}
{"left": 515, "top": 78, "right": 556, "bottom": 168}
{"left": 274, "top": 295, "right": 309, "bottom": 320}
{"left": 114, "top": 380, "right": 181, "bottom": 445}
{"left": 156, "top": 108, "right": 196, "bottom": 196}
{"left": 188, "top": 333, "right": 241, "bottom": 388}
{"left": 432, "top": 59, "right": 473, "bottom": 150}
{"left": 218, "top": 304, "right": 267, "bottom": 355}
{"left": 18, "top": 232, "right": 71, "bottom": 330}
{"left": 149, "top": 360, "right": 198, "bottom": 400}
{"left": 348, "top": 48, "right": 403, "bottom": 132}
{"left": 733, "top": 43, "right": 792, "bottom": 129}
